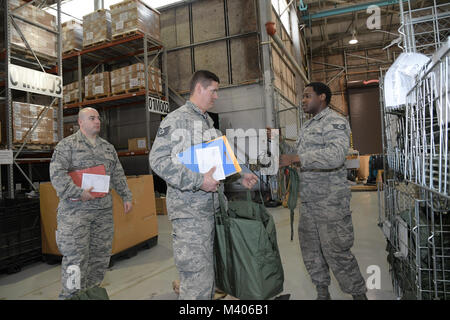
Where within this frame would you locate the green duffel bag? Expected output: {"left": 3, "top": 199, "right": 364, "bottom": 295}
{"left": 214, "top": 189, "right": 284, "bottom": 300}
{"left": 68, "top": 286, "right": 110, "bottom": 300}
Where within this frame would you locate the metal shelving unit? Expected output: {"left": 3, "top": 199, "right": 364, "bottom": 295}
{"left": 1, "top": 0, "right": 63, "bottom": 199}
{"left": 61, "top": 30, "right": 169, "bottom": 174}
{"left": 378, "top": 0, "right": 450, "bottom": 300}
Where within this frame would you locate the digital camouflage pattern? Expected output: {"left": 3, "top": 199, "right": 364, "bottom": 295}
{"left": 149, "top": 100, "right": 224, "bottom": 300}
{"left": 50, "top": 129, "right": 132, "bottom": 299}
{"left": 295, "top": 107, "right": 367, "bottom": 296}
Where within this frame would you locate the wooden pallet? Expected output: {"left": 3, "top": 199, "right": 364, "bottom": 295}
{"left": 64, "top": 98, "right": 81, "bottom": 105}
{"left": 83, "top": 39, "right": 111, "bottom": 49}
{"left": 11, "top": 44, "right": 57, "bottom": 63}
{"left": 112, "top": 29, "right": 142, "bottom": 40}
{"left": 85, "top": 93, "right": 111, "bottom": 100}
{"left": 112, "top": 87, "right": 145, "bottom": 95}
{"left": 13, "top": 143, "right": 56, "bottom": 150}
{"left": 63, "top": 48, "right": 81, "bottom": 56}
{"left": 108, "top": 236, "right": 158, "bottom": 268}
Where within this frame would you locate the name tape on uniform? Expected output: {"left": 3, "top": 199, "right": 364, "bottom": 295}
{"left": 148, "top": 97, "right": 169, "bottom": 115}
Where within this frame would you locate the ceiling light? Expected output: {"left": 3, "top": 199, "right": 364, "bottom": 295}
{"left": 349, "top": 30, "right": 358, "bottom": 45}
{"left": 349, "top": 36, "right": 358, "bottom": 45}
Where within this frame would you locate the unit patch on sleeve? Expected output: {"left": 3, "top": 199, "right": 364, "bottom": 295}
{"left": 157, "top": 126, "right": 171, "bottom": 137}
{"left": 332, "top": 124, "right": 346, "bottom": 130}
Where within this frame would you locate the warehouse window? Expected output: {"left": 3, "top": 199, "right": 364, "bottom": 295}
{"left": 271, "top": 0, "right": 292, "bottom": 37}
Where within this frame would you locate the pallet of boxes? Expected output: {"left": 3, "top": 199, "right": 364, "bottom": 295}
{"left": 84, "top": 72, "right": 111, "bottom": 100}
{"left": 83, "top": 9, "right": 112, "bottom": 48}
{"left": 111, "top": 63, "right": 163, "bottom": 96}
{"left": 63, "top": 81, "right": 82, "bottom": 105}
{"left": 0, "top": 0, "right": 57, "bottom": 62}
{"left": 62, "top": 20, "right": 83, "bottom": 55}
{"left": 0, "top": 102, "right": 59, "bottom": 149}
{"left": 110, "top": 0, "right": 161, "bottom": 41}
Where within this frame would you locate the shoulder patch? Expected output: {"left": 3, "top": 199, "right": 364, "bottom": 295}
{"left": 332, "top": 123, "right": 346, "bottom": 130}
{"left": 157, "top": 126, "right": 171, "bottom": 137}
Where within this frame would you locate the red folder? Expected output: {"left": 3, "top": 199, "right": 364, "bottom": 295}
{"left": 68, "top": 164, "right": 108, "bottom": 198}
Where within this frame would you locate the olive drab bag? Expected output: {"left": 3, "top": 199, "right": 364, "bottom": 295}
{"left": 68, "top": 286, "right": 109, "bottom": 300}
{"left": 214, "top": 189, "right": 284, "bottom": 300}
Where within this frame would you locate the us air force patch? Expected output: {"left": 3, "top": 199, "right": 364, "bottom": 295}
{"left": 157, "top": 126, "right": 171, "bottom": 137}
{"left": 333, "top": 123, "right": 346, "bottom": 130}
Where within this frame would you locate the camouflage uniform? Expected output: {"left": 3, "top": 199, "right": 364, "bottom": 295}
{"left": 50, "top": 130, "right": 132, "bottom": 299}
{"left": 295, "top": 107, "right": 366, "bottom": 296}
{"left": 149, "top": 100, "right": 223, "bottom": 300}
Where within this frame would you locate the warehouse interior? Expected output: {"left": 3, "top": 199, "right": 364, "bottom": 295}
{"left": 0, "top": 0, "right": 449, "bottom": 300}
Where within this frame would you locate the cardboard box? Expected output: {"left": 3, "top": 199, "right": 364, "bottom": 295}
{"left": 39, "top": 175, "right": 158, "bottom": 256}
{"left": 155, "top": 197, "right": 167, "bottom": 215}
{"left": 128, "top": 137, "right": 148, "bottom": 151}
{"left": 110, "top": 0, "right": 160, "bottom": 41}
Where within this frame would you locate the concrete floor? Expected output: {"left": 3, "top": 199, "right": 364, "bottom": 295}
{"left": 0, "top": 191, "right": 396, "bottom": 300}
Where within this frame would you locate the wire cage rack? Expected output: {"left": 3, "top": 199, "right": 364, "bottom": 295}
{"left": 379, "top": 1, "right": 450, "bottom": 300}
{"left": 404, "top": 39, "right": 450, "bottom": 197}
{"left": 400, "top": 1, "right": 450, "bottom": 55}
{"left": 383, "top": 180, "right": 450, "bottom": 300}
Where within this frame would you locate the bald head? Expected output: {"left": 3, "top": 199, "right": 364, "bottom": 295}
{"left": 78, "top": 107, "right": 98, "bottom": 120}
{"left": 78, "top": 107, "right": 101, "bottom": 138}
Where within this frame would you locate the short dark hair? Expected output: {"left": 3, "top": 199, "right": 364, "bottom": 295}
{"left": 189, "top": 70, "right": 220, "bottom": 95}
{"left": 305, "top": 82, "right": 332, "bottom": 105}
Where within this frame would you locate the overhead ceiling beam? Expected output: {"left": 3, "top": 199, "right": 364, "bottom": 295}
{"left": 300, "top": 0, "right": 410, "bottom": 21}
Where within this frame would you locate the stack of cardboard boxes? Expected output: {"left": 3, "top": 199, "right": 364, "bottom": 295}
{"left": 82, "top": 9, "right": 112, "bottom": 48}
{"left": 12, "top": 102, "right": 58, "bottom": 145}
{"left": 62, "top": 20, "right": 83, "bottom": 54}
{"left": 84, "top": 72, "right": 111, "bottom": 99}
{"left": 63, "top": 81, "right": 81, "bottom": 105}
{"left": 2, "top": 0, "right": 57, "bottom": 60}
{"left": 110, "top": 0, "right": 160, "bottom": 41}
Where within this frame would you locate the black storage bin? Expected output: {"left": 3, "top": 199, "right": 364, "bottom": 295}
{"left": 0, "top": 198, "right": 42, "bottom": 274}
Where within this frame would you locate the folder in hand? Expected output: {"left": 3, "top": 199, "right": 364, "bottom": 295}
{"left": 69, "top": 164, "right": 108, "bottom": 198}
{"left": 177, "top": 136, "right": 242, "bottom": 180}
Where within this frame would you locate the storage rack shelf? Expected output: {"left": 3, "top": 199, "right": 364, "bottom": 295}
{"left": 2, "top": 0, "right": 64, "bottom": 199}
{"left": 60, "top": 23, "right": 168, "bottom": 176}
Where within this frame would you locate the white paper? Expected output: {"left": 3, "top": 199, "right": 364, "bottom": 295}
{"left": 81, "top": 173, "right": 110, "bottom": 193}
{"left": 196, "top": 146, "right": 225, "bottom": 181}
{"left": 116, "top": 21, "right": 124, "bottom": 30}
